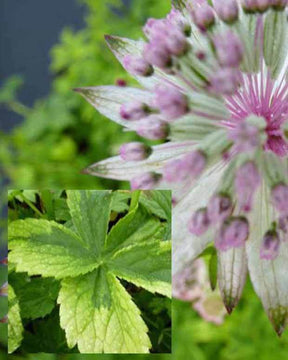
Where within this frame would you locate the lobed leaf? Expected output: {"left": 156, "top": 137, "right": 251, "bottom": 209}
{"left": 107, "top": 240, "right": 171, "bottom": 297}
{"left": 58, "top": 268, "right": 151, "bottom": 353}
{"left": 8, "top": 285, "right": 23, "bottom": 354}
{"left": 9, "top": 219, "right": 101, "bottom": 279}
{"left": 105, "top": 204, "right": 164, "bottom": 253}
{"left": 66, "top": 190, "right": 112, "bottom": 254}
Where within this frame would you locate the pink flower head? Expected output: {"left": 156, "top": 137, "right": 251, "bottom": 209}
{"left": 123, "top": 55, "right": 153, "bottom": 77}
{"left": 215, "top": 217, "right": 249, "bottom": 251}
{"left": 191, "top": 4, "right": 215, "bottom": 31}
{"left": 213, "top": 31, "right": 243, "bottom": 68}
{"left": 260, "top": 230, "right": 280, "bottom": 260}
{"left": 271, "top": 183, "right": 288, "bottom": 215}
{"left": 130, "top": 172, "right": 161, "bottom": 190}
{"left": 143, "top": 41, "right": 172, "bottom": 70}
{"left": 136, "top": 115, "right": 169, "bottom": 140}
{"left": 209, "top": 68, "right": 241, "bottom": 95}
{"left": 235, "top": 161, "right": 261, "bottom": 212}
{"left": 154, "top": 85, "right": 189, "bottom": 121}
{"left": 119, "top": 142, "right": 152, "bottom": 161}
{"left": 229, "top": 122, "right": 261, "bottom": 152}
{"left": 213, "top": 0, "right": 239, "bottom": 23}
{"left": 188, "top": 208, "right": 210, "bottom": 235}
{"left": 208, "top": 194, "right": 233, "bottom": 223}
{"left": 120, "top": 101, "right": 149, "bottom": 121}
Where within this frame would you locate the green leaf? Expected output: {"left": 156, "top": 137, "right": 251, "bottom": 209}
{"left": 66, "top": 190, "right": 112, "bottom": 254}
{"left": 9, "top": 219, "right": 101, "bottom": 279}
{"left": 9, "top": 190, "right": 171, "bottom": 353}
{"left": 108, "top": 240, "right": 171, "bottom": 297}
{"left": 105, "top": 205, "right": 163, "bottom": 253}
{"left": 58, "top": 268, "right": 151, "bottom": 353}
{"left": 139, "top": 190, "right": 171, "bottom": 220}
{"left": 110, "top": 191, "right": 131, "bottom": 212}
{"left": 8, "top": 285, "right": 23, "bottom": 354}
{"left": 9, "top": 273, "right": 60, "bottom": 319}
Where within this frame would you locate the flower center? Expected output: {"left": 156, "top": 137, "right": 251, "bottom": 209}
{"left": 226, "top": 71, "right": 288, "bottom": 156}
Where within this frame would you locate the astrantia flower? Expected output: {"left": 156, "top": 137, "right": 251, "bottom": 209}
{"left": 77, "top": 0, "right": 288, "bottom": 334}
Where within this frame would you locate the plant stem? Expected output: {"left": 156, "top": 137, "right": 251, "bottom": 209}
{"left": 129, "top": 190, "right": 141, "bottom": 212}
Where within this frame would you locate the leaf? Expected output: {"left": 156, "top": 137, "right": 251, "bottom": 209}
{"left": 66, "top": 190, "right": 112, "bottom": 254}
{"left": 9, "top": 219, "right": 101, "bottom": 279}
{"left": 246, "top": 184, "right": 288, "bottom": 335}
{"left": 105, "top": 204, "right": 164, "bottom": 253}
{"left": 8, "top": 285, "right": 23, "bottom": 354}
{"left": 9, "top": 273, "right": 60, "bottom": 320}
{"left": 217, "top": 246, "right": 247, "bottom": 314}
{"left": 139, "top": 190, "right": 171, "bottom": 220}
{"left": 9, "top": 190, "right": 171, "bottom": 353}
{"left": 58, "top": 268, "right": 151, "bottom": 353}
{"left": 21, "top": 309, "right": 72, "bottom": 353}
{"left": 172, "top": 0, "right": 187, "bottom": 11}
{"left": 108, "top": 240, "right": 171, "bottom": 297}
{"left": 111, "top": 191, "right": 131, "bottom": 212}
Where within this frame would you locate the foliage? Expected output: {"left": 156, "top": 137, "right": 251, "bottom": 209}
{"left": 8, "top": 189, "right": 171, "bottom": 354}
{"left": 0, "top": 0, "right": 170, "bottom": 190}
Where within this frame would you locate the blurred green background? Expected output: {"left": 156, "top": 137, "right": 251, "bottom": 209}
{"left": 1, "top": 0, "right": 288, "bottom": 358}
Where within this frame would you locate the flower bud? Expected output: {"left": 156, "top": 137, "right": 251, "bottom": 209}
{"left": 271, "top": 0, "right": 288, "bottom": 10}
{"left": 165, "top": 28, "right": 188, "bottom": 56}
{"left": 192, "top": 4, "right": 215, "bottom": 31}
{"left": 130, "top": 172, "right": 161, "bottom": 190}
{"left": 154, "top": 85, "right": 189, "bottom": 121}
{"left": 123, "top": 55, "right": 154, "bottom": 77}
{"left": 256, "top": 0, "right": 271, "bottom": 12}
{"left": 279, "top": 215, "right": 288, "bottom": 233}
{"left": 209, "top": 68, "right": 241, "bottom": 95}
{"left": 213, "top": 31, "right": 243, "bottom": 68}
{"left": 120, "top": 101, "right": 150, "bottom": 121}
{"left": 241, "top": 0, "right": 258, "bottom": 13}
{"left": 143, "top": 41, "right": 172, "bottom": 70}
{"left": 215, "top": 217, "right": 249, "bottom": 251}
{"left": 166, "top": 9, "right": 192, "bottom": 36}
{"left": 188, "top": 208, "right": 210, "bottom": 235}
{"left": 143, "top": 18, "right": 167, "bottom": 39}
{"left": 136, "top": 115, "right": 169, "bottom": 140}
{"left": 213, "top": 0, "right": 239, "bottom": 23}
{"left": 119, "top": 142, "right": 152, "bottom": 161}
{"left": 208, "top": 194, "right": 233, "bottom": 223}
{"left": 163, "top": 150, "right": 206, "bottom": 182}
{"left": 235, "top": 161, "right": 261, "bottom": 212}
{"left": 260, "top": 230, "right": 280, "bottom": 260}
{"left": 271, "top": 183, "right": 288, "bottom": 215}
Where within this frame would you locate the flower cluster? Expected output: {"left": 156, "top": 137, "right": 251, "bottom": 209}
{"left": 77, "top": 0, "right": 288, "bottom": 334}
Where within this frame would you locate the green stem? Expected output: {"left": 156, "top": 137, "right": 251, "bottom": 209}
{"left": 129, "top": 190, "right": 141, "bottom": 212}
{"left": 18, "top": 192, "right": 45, "bottom": 219}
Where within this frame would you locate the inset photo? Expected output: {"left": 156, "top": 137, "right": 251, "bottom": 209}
{"left": 7, "top": 189, "right": 171, "bottom": 354}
